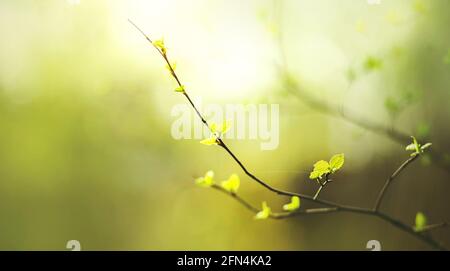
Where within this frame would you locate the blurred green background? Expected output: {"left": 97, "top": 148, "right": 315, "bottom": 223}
{"left": 0, "top": 0, "right": 449, "bottom": 250}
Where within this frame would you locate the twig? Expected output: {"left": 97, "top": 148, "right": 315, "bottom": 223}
{"left": 129, "top": 20, "right": 448, "bottom": 250}
{"left": 374, "top": 154, "right": 419, "bottom": 211}
{"left": 313, "top": 185, "right": 325, "bottom": 200}
{"left": 313, "top": 176, "right": 331, "bottom": 200}
{"left": 420, "top": 222, "right": 449, "bottom": 232}
{"left": 211, "top": 184, "right": 339, "bottom": 219}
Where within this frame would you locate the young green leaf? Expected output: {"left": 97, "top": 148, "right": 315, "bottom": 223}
{"left": 166, "top": 62, "right": 177, "bottom": 72}
{"left": 210, "top": 122, "right": 217, "bottom": 133}
{"left": 221, "top": 174, "right": 240, "bottom": 193}
{"left": 255, "top": 201, "right": 271, "bottom": 220}
{"left": 200, "top": 136, "right": 218, "bottom": 146}
{"left": 329, "top": 153, "right": 345, "bottom": 172}
{"left": 309, "top": 170, "right": 321, "bottom": 180}
{"left": 195, "top": 170, "right": 214, "bottom": 187}
{"left": 174, "top": 85, "right": 185, "bottom": 93}
{"left": 314, "top": 160, "right": 330, "bottom": 171}
{"left": 309, "top": 160, "right": 330, "bottom": 180}
{"left": 405, "top": 144, "right": 416, "bottom": 151}
{"left": 411, "top": 136, "right": 420, "bottom": 153}
{"left": 153, "top": 39, "right": 166, "bottom": 54}
{"left": 220, "top": 120, "right": 231, "bottom": 134}
{"left": 420, "top": 143, "right": 432, "bottom": 151}
{"left": 283, "top": 196, "right": 301, "bottom": 212}
{"left": 414, "top": 212, "right": 427, "bottom": 232}
{"left": 406, "top": 136, "right": 432, "bottom": 156}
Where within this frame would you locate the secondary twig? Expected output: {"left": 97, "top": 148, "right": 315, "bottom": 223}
{"left": 420, "top": 222, "right": 449, "bottom": 232}
{"left": 374, "top": 154, "right": 419, "bottom": 211}
{"left": 211, "top": 184, "right": 339, "bottom": 219}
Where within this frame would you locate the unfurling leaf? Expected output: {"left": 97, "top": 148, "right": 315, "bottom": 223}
{"left": 200, "top": 136, "right": 218, "bottom": 146}
{"left": 329, "top": 153, "right": 345, "bottom": 172}
{"left": 420, "top": 143, "right": 432, "bottom": 151}
{"left": 412, "top": 136, "right": 420, "bottom": 153}
{"left": 195, "top": 170, "right": 214, "bottom": 187}
{"left": 405, "top": 144, "right": 416, "bottom": 151}
{"left": 175, "top": 85, "right": 185, "bottom": 93}
{"left": 166, "top": 62, "right": 177, "bottom": 72}
{"left": 309, "top": 160, "right": 330, "bottom": 180}
{"left": 153, "top": 39, "right": 166, "bottom": 53}
{"left": 221, "top": 174, "right": 240, "bottom": 193}
{"left": 221, "top": 120, "right": 231, "bottom": 134}
{"left": 309, "top": 170, "right": 321, "bottom": 180}
{"left": 314, "top": 160, "right": 330, "bottom": 172}
{"left": 406, "top": 136, "right": 432, "bottom": 156}
{"left": 209, "top": 120, "right": 231, "bottom": 136}
{"left": 255, "top": 201, "right": 271, "bottom": 220}
{"left": 414, "top": 212, "right": 427, "bottom": 232}
{"left": 309, "top": 154, "right": 345, "bottom": 180}
{"left": 210, "top": 122, "right": 218, "bottom": 133}
{"left": 283, "top": 196, "right": 301, "bottom": 212}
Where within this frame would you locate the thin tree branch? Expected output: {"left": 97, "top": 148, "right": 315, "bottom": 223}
{"left": 129, "top": 20, "right": 448, "bottom": 250}
{"left": 420, "top": 222, "right": 449, "bottom": 232}
{"left": 373, "top": 154, "right": 419, "bottom": 211}
{"left": 211, "top": 184, "right": 339, "bottom": 219}
{"left": 313, "top": 185, "right": 325, "bottom": 200}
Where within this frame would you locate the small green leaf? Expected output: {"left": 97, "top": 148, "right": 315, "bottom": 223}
{"left": 175, "top": 85, "right": 185, "bottom": 93}
{"left": 411, "top": 136, "right": 420, "bottom": 153}
{"left": 166, "top": 62, "right": 177, "bottom": 72}
{"left": 220, "top": 120, "right": 231, "bottom": 134}
{"left": 200, "top": 136, "right": 218, "bottom": 146}
{"left": 153, "top": 39, "right": 166, "bottom": 53}
{"left": 283, "top": 196, "right": 301, "bottom": 212}
{"left": 309, "top": 160, "right": 330, "bottom": 180}
{"left": 420, "top": 143, "right": 432, "bottom": 151}
{"left": 329, "top": 153, "right": 345, "bottom": 172}
{"left": 414, "top": 212, "right": 427, "bottom": 232}
{"left": 255, "top": 201, "right": 271, "bottom": 220}
{"left": 309, "top": 170, "right": 321, "bottom": 180}
{"left": 210, "top": 122, "right": 217, "bottom": 133}
{"left": 221, "top": 174, "right": 240, "bottom": 193}
{"left": 153, "top": 39, "right": 164, "bottom": 47}
{"left": 405, "top": 143, "right": 416, "bottom": 151}
{"left": 195, "top": 170, "right": 214, "bottom": 187}
{"left": 314, "top": 160, "right": 330, "bottom": 172}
